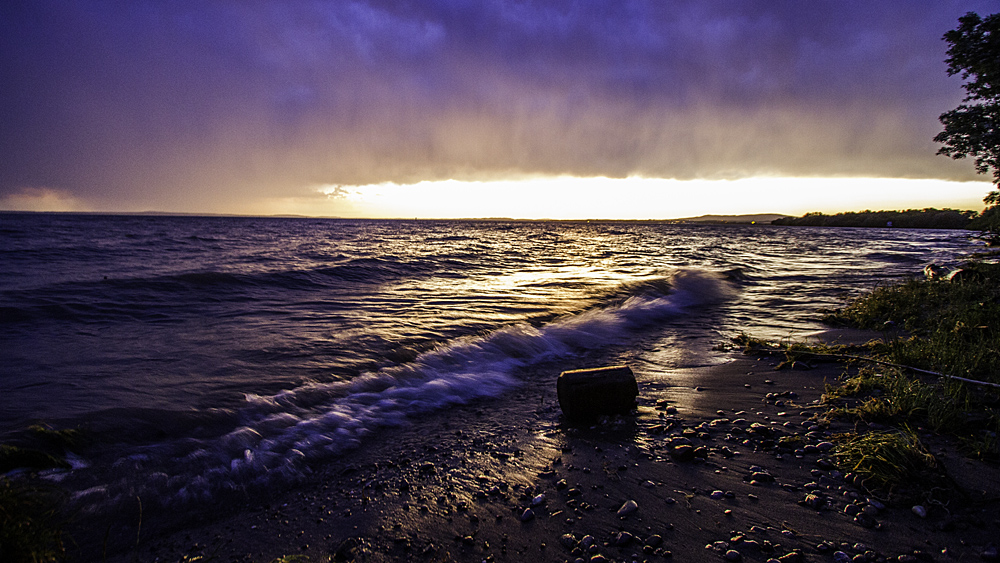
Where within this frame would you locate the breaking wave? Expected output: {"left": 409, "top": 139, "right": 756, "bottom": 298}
{"left": 57, "top": 269, "right": 736, "bottom": 513}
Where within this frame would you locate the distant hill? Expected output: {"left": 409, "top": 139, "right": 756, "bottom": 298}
{"left": 771, "top": 209, "right": 976, "bottom": 229}
{"left": 673, "top": 213, "right": 791, "bottom": 224}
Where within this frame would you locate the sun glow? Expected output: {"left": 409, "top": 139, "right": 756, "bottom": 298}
{"left": 298, "top": 176, "right": 993, "bottom": 220}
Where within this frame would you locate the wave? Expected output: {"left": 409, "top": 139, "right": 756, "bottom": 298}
{"left": 49, "top": 268, "right": 737, "bottom": 513}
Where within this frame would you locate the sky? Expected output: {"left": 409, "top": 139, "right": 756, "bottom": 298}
{"left": 1, "top": 0, "right": 997, "bottom": 219}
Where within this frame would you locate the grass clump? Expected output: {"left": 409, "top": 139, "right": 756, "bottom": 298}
{"left": 823, "top": 261, "right": 1000, "bottom": 380}
{"left": 0, "top": 477, "right": 67, "bottom": 563}
{"left": 846, "top": 367, "right": 965, "bottom": 430}
{"left": 817, "top": 260, "right": 1000, "bottom": 461}
{"left": 739, "top": 259, "right": 1000, "bottom": 500}
{"left": 831, "top": 428, "right": 938, "bottom": 492}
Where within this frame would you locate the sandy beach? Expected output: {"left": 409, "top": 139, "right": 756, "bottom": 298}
{"left": 90, "top": 339, "right": 1000, "bottom": 563}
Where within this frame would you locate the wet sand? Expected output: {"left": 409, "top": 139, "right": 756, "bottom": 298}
{"left": 105, "top": 347, "right": 1000, "bottom": 563}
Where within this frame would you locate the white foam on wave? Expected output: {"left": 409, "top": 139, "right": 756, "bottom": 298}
{"left": 97, "top": 268, "right": 738, "bottom": 508}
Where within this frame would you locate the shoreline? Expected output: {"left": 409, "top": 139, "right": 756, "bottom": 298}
{"left": 91, "top": 341, "right": 1000, "bottom": 563}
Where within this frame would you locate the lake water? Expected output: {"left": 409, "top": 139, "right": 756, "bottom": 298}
{"left": 0, "top": 213, "right": 976, "bottom": 515}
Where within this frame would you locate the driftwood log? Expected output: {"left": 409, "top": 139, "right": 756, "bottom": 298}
{"left": 557, "top": 365, "right": 638, "bottom": 424}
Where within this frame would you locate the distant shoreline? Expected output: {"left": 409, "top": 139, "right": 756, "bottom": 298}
{"left": 771, "top": 208, "right": 977, "bottom": 229}
{"left": 3, "top": 209, "right": 982, "bottom": 229}
{"left": 0, "top": 210, "right": 789, "bottom": 224}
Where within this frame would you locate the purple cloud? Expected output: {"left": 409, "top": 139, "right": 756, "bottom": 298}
{"left": 1, "top": 0, "right": 994, "bottom": 211}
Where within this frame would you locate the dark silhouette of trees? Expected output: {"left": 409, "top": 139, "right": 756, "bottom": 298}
{"left": 771, "top": 209, "right": 976, "bottom": 229}
{"left": 934, "top": 12, "right": 1000, "bottom": 243}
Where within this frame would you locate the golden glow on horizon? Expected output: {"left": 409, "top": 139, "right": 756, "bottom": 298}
{"left": 3, "top": 176, "right": 992, "bottom": 218}
{"left": 299, "top": 176, "right": 994, "bottom": 220}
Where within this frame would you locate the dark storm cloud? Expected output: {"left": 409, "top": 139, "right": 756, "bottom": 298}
{"left": 0, "top": 0, "right": 994, "bottom": 211}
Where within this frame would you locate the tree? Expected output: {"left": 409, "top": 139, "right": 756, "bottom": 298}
{"left": 934, "top": 12, "right": 1000, "bottom": 243}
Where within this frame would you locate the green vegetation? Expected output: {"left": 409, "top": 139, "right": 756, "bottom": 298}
{"left": 823, "top": 262, "right": 1000, "bottom": 462}
{"left": 738, "top": 259, "right": 1000, "bottom": 496}
{"left": 824, "top": 261, "right": 1000, "bottom": 380}
{"left": 770, "top": 208, "right": 976, "bottom": 229}
{"left": 831, "top": 429, "right": 939, "bottom": 492}
{"left": 0, "top": 424, "right": 90, "bottom": 562}
{"left": 934, "top": 11, "right": 1000, "bottom": 245}
{"left": 0, "top": 477, "right": 67, "bottom": 563}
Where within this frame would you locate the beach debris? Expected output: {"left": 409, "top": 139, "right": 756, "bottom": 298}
{"left": 617, "top": 499, "right": 638, "bottom": 517}
{"left": 923, "top": 264, "right": 947, "bottom": 280}
{"left": 911, "top": 504, "right": 928, "bottom": 518}
{"left": 556, "top": 365, "right": 638, "bottom": 424}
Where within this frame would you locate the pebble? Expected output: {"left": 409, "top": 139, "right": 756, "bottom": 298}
{"left": 532, "top": 494, "right": 546, "bottom": 506}
{"left": 801, "top": 493, "right": 823, "bottom": 509}
{"left": 617, "top": 499, "right": 638, "bottom": 517}
{"left": 854, "top": 513, "right": 878, "bottom": 529}
{"left": 910, "top": 505, "right": 927, "bottom": 518}
{"left": 520, "top": 508, "right": 535, "bottom": 522}
{"left": 670, "top": 445, "right": 695, "bottom": 462}
{"left": 724, "top": 549, "right": 742, "bottom": 561}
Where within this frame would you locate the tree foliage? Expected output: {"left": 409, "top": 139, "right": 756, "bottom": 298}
{"left": 771, "top": 208, "right": 976, "bottom": 229}
{"left": 934, "top": 12, "right": 1000, "bottom": 242}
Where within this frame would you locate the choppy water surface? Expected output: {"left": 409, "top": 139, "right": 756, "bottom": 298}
{"left": 0, "top": 213, "right": 976, "bottom": 513}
